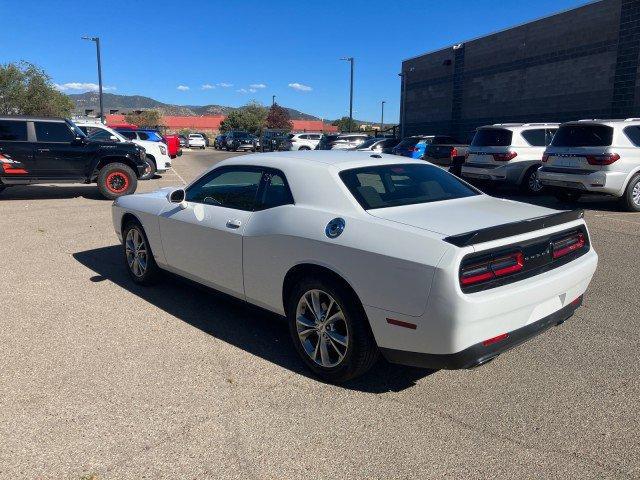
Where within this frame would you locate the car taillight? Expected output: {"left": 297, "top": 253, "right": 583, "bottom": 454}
{"left": 551, "top": 232, "right": 585, "bottom": 259}
{"left": 586, "top": 153, "right": 619, "bottom": 165}
{"left": 492, "top": 151, "right": 517, "bottom": 161}
{"left": 451, "top": 147, "right": 458, "bottom": 158}
{"left": 460, "top": 251, "right": 524, "bottom": 287}
{"left": 542, "top": 153, "right": 549, "bottom": 163}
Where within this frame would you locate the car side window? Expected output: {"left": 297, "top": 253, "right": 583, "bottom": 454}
{"left": 257, "top": 171, "right": 294, "bottom": 210}
{"left": 88, "top": 129, "right": 117, "bottom": 142}
{"left": 137, "top": 132, "right": 149, "bottom": 140}
{"left": 623, "top": 126, "right": 640, "bottom": 146}
{"left": 186, "top": 167, "right": 263, "bottom": 211}
{"left": 545, "top": 129, "right": 557, "bottom": 146}
{"left": 120, "top": 131, "right": 136, "bottom": 140}
{"left": 34, "top": 121, "right": 75, "bottom": 143}
{"left": 0, "top": 120, "right": 28, "bottom": 141}
{"left": 521, "top": 129, "right": 547, "bottom": 146}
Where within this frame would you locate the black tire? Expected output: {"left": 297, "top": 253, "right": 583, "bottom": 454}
{"left": 97, "top": 162, "right": 138, "bottom": 200}
{"left": 140, "top": 156, "right": 156, "bottom": 180}
{"left": 299, "top": 146, "right": 311, "bottom": 151}
{"left": 520, "top": 165, "right": 544, "bottom": 195}
{"left": 122, "top": 221, "right": 161, "bottom": 285}
{"left": 286, "top": 276, "right": 379, "bottom": 383}
{"left": 620, "top": 173, "right": 640, "bottom": 212}
{"left": 553, "top": 189, "right": 581, "bottom": 203}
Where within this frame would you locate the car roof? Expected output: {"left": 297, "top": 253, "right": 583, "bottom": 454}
{"left": 480, "top": 123, "right": 560, "bottom": 129}
{"left": 569, "top": 118, "right": 640, "bottom": 127}
{"left": 218, "top": 150, "right": 419, "bottom": 171}
{"left": 0, "top": 115, "right": 67, "bottom": 122}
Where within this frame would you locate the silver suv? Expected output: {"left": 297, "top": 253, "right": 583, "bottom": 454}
{"left": 539, "top": 119, "right": 640, "bottom": 211}
{"left": 461, "top": 123, "right": 558, "bottom": 194}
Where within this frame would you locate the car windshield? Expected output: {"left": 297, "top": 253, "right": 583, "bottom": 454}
{"left": 397, "top": 137, "right": 429, "bottom": 148}
{"left": 471, "top": 129, "right": 513, "bottom": 147}
{"left": 340, "top": 164, "right": 479, "bottom": 210}
{"left": 551, "top": 124, "right": 614, "bottom": 147}
{"left": 356, "top": 138, "right": 380, "bottom": 149}
{"left": 67, "top": 121, "right": 87, "bottom": 138}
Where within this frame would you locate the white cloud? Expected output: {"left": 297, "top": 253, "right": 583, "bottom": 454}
{"left": 236, "top": 88, "right": 249, "bottom": 94}
{"left": 55, "top": 82, "right": 116, "bottom": 92}
{"left": 177, "top": 85, "right": 190, "bottom": 91}
{"left": 249, "top": 83, "right": 267, "bottom": 89}
{"left": 201, "top": 84, "right": 215, "bottom": 90}
{"left": 248, "top": 88, "right": 257, "bottom": 93}
{"left": 217, "top": 82, "right": 233, "bottom": 88}
{"left": 288, "top": 82, "right": 312, "bottom": 92}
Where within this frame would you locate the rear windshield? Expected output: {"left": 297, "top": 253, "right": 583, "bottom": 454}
{"left": 356, "top": 138, "right": 379, "bottom": 149}
{"left": 397, "top": 137, "right": 429, "bottom": 148}
{"left": 551, "top": 124, "right": 613, "bottom": 147}
{"left": 471, "top": 129, "right": 513, "bottom": 147}
{"left": 340, "top": 164, "right": 479, "bottom": 210}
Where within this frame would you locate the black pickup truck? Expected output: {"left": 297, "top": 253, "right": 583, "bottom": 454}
{"left": 0, "top": 116, "right": 149, "bottom": 199}
{"left": 421, "top": 136, "right": 469, "bottom": 177}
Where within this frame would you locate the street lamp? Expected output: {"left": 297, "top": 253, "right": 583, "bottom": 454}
{"left": 272, "top": 94, "right": 276, "bottom": 106}
{"left": 340, "top": 57, "right": 354, "bottom": 132}
{"left": 380, "top": 100, "right": 386, "bottom": 133}
{"left": 81, "top": 36, "right": 104, "bottom": 123}
{"left": 398, "top": 66, "right": 414, "bottom": 138}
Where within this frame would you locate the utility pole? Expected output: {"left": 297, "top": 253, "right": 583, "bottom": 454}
{"left": 340, "top": 57, "right": 354, "bottom": 132}
{"left": 82, "top": 36, "right": 104, "bottom": 122}
{"left": 380, "top": 100, "right": 385, "bottom": 133}
{"left": 272, "top": 95, "right": 276, "bottom": 106}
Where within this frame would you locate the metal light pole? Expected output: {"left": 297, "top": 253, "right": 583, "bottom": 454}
{"left": 82, "top": 36, "right": 104, "bottom": 123}
{"left": 272, "top": 95, "right": 276, "bottom": 106}
{"left": 340, "top": 57, "right": 354, "bottom": 132}
{"left": 398, "top": 66, "right": 414, "bottom": 138}
{"left": 380, "top": 100, "right": 385, "bottom": 133}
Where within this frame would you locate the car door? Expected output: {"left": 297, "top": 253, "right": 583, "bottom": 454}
{"left": 159, "top": 166, "right": 264, "bottom": 297}
{"left": 0, "top": 119, "right": 36, "bottom": 177}
{"left": 33, "top": 120, "right": 88, "bottom": 178}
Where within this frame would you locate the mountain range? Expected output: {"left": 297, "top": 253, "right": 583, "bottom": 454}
{"left": 68, "top": 92, "right": 322, "bottom": 121}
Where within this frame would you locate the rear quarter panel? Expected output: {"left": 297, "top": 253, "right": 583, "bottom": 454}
{"left": 242, "top": 205, "right": 450, "bottom": 317}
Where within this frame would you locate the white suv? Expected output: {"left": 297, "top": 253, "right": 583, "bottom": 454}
{"left": 289, "top": 132, "right": 321, "bottom": 150}
{"left": 75, "top": 121, "right": 171, "bottom": 180}
{"left": 461, "top": 123, "right": 558, "bottom": 194}
{"left": 539, "top": 119, "right": 640, "bottom": 211}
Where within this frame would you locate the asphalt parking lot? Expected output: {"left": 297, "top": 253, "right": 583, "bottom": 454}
{"left": 1, "top": 148, "right": 638, "bottom": 479}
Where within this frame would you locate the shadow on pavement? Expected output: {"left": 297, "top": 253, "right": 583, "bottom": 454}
{"left": 0, "top": 184, "right": 106, "bottom": 201}
{"left": 73, "top": 245, "right": 434, "bottom": 393}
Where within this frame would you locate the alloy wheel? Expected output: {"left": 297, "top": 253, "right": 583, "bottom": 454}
{"left": 528, "top": 169, "right": 543, "bottom": 193}
{"left": 295, "top": 289, "right": 349, "bottom": 368}
{"left": 633, "top": 179, "right": 640, "bottom": 206}
{"left": 125, "top": 228, "right": 148, "bottom": 277}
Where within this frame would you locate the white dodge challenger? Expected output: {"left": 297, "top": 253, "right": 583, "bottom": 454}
{"left": 112, "top": 151, "right": 598, "bottom": 382}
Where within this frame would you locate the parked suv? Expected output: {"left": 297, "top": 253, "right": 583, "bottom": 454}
{"left": 260, "top": 130, "right": 291, "bottom": 152}
{"left": 76, "top": 121, "right": 171, "bottom": 180}
{"left": 224, "top": 131, "right": 256, "bottom": 151}
{"left": 391, "top": 135, "right": 435, "bottom": 158}
{"left": 539, "top": 119, "right": 640, "bottom": 211}
{"left": 461, "top": 123, "right": 558, "bottom": 194}
{"left": 0, "top": 116, "right": 148, "bottom": 199}
{"left": 289, "top": 132, "right": 322, "bottom": 150}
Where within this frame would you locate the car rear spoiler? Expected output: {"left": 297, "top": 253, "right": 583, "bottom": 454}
{"left": 444, "top": 209, "right": 584, "bottom": 247}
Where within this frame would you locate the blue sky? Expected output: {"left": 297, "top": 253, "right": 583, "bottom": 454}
{"left": 1, "top": 0, "right": 588, "bottom": 121}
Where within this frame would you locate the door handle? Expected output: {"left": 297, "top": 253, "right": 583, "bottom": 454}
{"left": 37, "top": 148, "right": 50, "bottom": 153}
{"left": 226, "top": 219, "right": 242, "bottom": 229}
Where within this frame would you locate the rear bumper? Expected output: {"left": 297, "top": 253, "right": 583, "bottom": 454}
{"left": 380, "top": 296, "right": 582, "bottom": 369}
{"left": 538, "top": 168, "right": 626, "bottom": 196}
{"left": 461, "top": 161, "right": 533, "bottom": 185}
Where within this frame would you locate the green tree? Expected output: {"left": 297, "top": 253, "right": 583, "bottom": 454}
{"left": 220, "top": 101, "right": 268, "bottom": 135}
{"left": 331, "top": 116, "right": 359, "bottom": 133}
{"left": 0, "top": 62, "right": 74, "bottom": 117}
{"left": 124, "top": 110, "right": 163, "bottom": 128}
{"left": 265, "top": 103, "right": 293, "bottom": 131}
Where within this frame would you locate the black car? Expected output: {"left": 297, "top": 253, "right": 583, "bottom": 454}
{"left": 421, "top": 136, "right": 469, "bottom": 177}
{"left": 354, "top": 137, "right": 401, "bottom": 153}
{"left": 225, "top": 131, "right": 256, "bottom": 151}
{"left": 178, "top": 135, "right": 188, "bottom": 148}
{"left": 0, "top": 116, "right": 148, "bottom": 199}
{"left": 213, "top": 134, "right": 226, "bottom": 150}
{"left": 260, "top": 129, "right": 292, "bottom": 152}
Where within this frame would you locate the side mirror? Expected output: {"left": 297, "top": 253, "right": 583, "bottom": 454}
{"left": 168, "top": 188, "right": 186, "bottom": 204}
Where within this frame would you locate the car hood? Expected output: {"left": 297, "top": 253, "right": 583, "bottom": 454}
{"left": 367, "top": 195, "right": 557, "bottom": 237}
